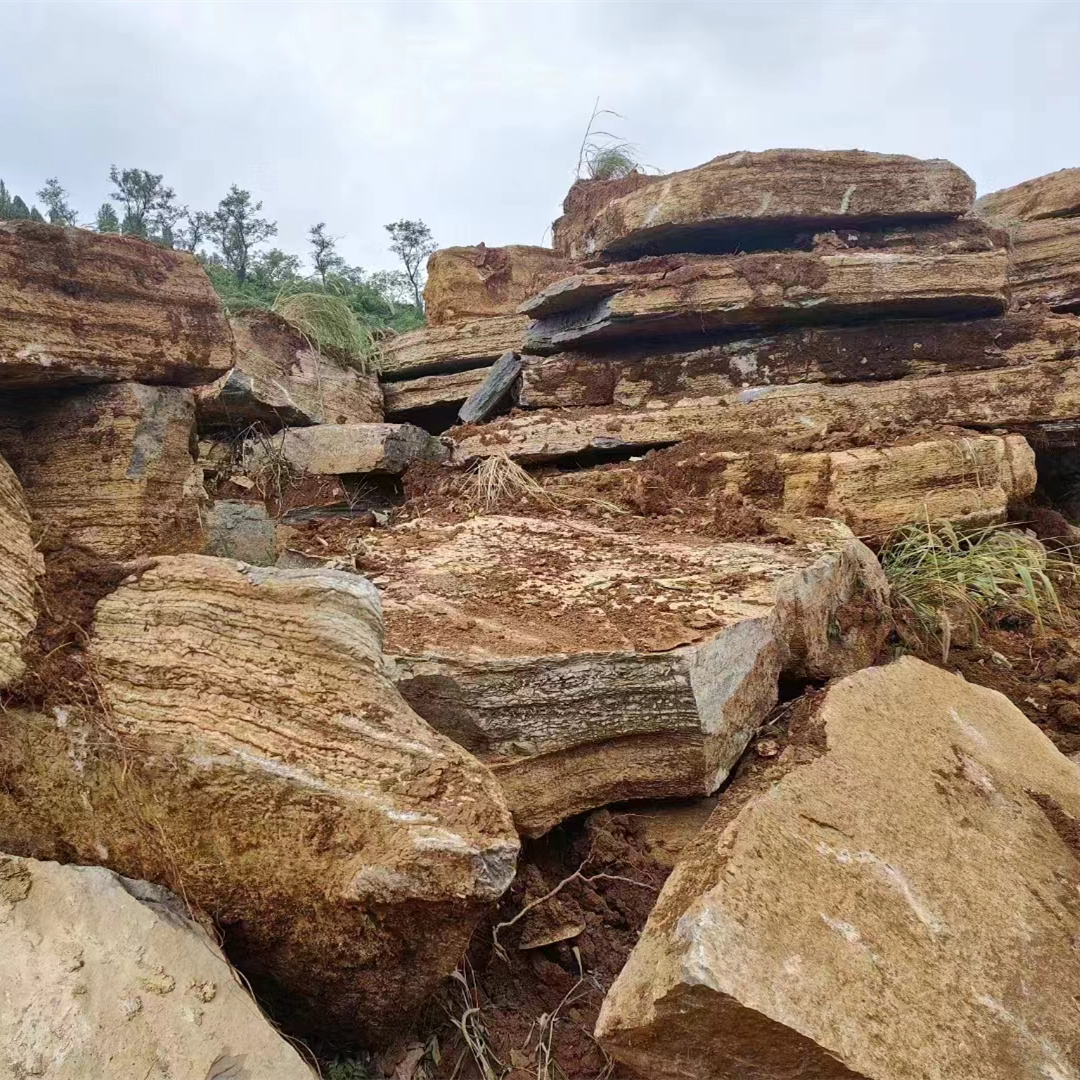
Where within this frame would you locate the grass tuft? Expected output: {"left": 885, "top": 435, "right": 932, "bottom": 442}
{"left": 584, "top": 144, "right": 640, "bottom": 180}
{"left": 465, "top": 454, "right": 555, "bottom": 514}
{"left": 271, "top": 291, "right": 377, "bottom": 372}
{"left": 881, "top": 519, "right": 1074, "bottom": 660}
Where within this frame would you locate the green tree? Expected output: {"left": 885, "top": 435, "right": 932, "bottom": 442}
{"left": 251, "top": 248, "right": 301, "bottom": 291}
{"left": 385, "top": 219, "right": 436, "bottom": 310}
{"left": 108, "top": 166, "right": 178, "bottom": 241}
{"left": 308, "top": 222, "right": 344, "bottom": 285}
{"left": 36, "top": 178, "right": 78, "bottom": 226}
{"left": 28, "top": 206, "right": 45, "bottom": 223}
{"left": 96, "top": 203, "right": 120, "bottom": 233}
{"left": 0, "top": 181, "right": 13, "bottom": 219}
{"left": 9, "top": 196, "right": 33, "bottom": 221}
{"left": 178, "top": 209, "right": 213, "bottom": 253}
{"left": 208, "top": 185, "right": 277, "bottom": 284}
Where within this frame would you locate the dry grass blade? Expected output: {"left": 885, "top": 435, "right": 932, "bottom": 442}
{"left": 443, "top": 962, "right": 506, "bottom": 1080}
{"left": 465, "top": 454, "right": 556, "bottom": 514}
{"left": 880, "top": 519, "right": 1076, "bottom": 660}
{"left": 272, "top": 291, "right": 377, "bottom": 373}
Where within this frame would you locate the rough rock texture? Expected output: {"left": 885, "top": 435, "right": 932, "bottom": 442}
{"left": 204, "top": 500, "right": 277, "bottom": 565}
{"left": 0, "top": 221, "right": 233, "bottom": 388}
{"left": 457, "top": 351, "right": 524, "bottom": 424}
{"left": 378, "top": 314, "right": 528, "bottom": 378}
{"left": 518, "top": 310, "right": 1080, "bottom": 409}
{"left": 16, "top": 383, "right": 203, "bottom": 559}
{"left": 0, "top": 555, "right": 522, "bottom": 1043}
{"left": 424, "top": 245, "right": 572, "bottom": 326}
{"left": 450, "top": 360, "right": 1080, "bottom": 463}
{"left": 196, "top": 311, "right": 382, "bottom": 429}
{"left": 597, "top": 657, "right": 1080, "bottom": 1080}
{"left": 1006, "top": 218, "right": 1080, "bottom": 312}
{"left": 0, "top": 853, "right": 315, "bottom": 1079}
{"left": 552, "top": 174, "right": 655, "bottom": 257}
{"left": 540, "top": 434, "right": 1035, "bottom": 539}
{"left": 564, "top": 149, "right": 975, "bottom": 259}
{"left": 384, "top": 366, "right": 492, "bottom": 416}
{"left": 260, "top": 422, "right": 447, "bottom": 476}
{"left": 976, "top": 166, "right": 1080, "bottom": 222}
{"left": 523, "top": 250, "right": 1007, "bottom": 351}
{"left": 0, "top": 455, "right": 42, "bottom": 687}
{"left": 370, "top": 515, "right": 889, "bottom": 836}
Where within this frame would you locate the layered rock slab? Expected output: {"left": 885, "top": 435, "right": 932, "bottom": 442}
{"left": 371, "top": 515, "right": 889, "bottom": 836}
{"left": 1005, "top": 218, "right": 1080, "bottom": 312}
{"left": 597, "top": 657, "right": 1080, "bottom": 1080}
{"left": 451, "top": 360, "right": 1080, "bottom": 463}
{"left": 0, "top": 853, "right": 314, "bottom": 1080}
{"left": 11, "top": 555, "right": 521, "bottom": 1042}
{"left": 379, "top": 314, "right": 527, "bottom": 378}
{"left": 0, "top": 221, "right": 233, "bottom": 388}
{"left": 976, "top": 165, "right": 1080, "bottom": 222}
{"left": 522, "top": 249, "right": 1007, "bottom": 351}
{"left": 15, "top": 382, "right": 203, "bottom": 559}
{"left": 564, "top": 149, "right": 975, "bottom": 259}
{"left": 552, "top": 174, "right": 654, "bottom": 257}
{"left": 518, "top": 310, "right": 1080, "bottom": 409}
{"left": 196, "top": 310, "right": 382, "bottom": 429}
{"left": 424, "top": 245, "right": 571, "bottom": 326}
{"left": 256, "top": 422, "right": 447, "bottom": 476}
{"left": 0, "top": 454, "right": 42, "bottom": 687}
{"left": 384, "top": 366, "right": 492, "bottom": 417}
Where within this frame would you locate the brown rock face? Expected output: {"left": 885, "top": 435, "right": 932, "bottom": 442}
{"left": 383, "top": 366, "right": 491, "bottom": 417}
{"left": 552, "top": 173, "right": 654, "bottom": 256}
{"left": 523, "top": 249, "right": 1007, "bottom": 351}
{"left": 1007, "top": 218, "right": 1080, "bottom": 312}
{"left": 976, "top": 166, "right": 1080, "bottom": 222}
{"left": 562, "top": 149, "right": 975, "bottom": 259}
{"left": 374, "top": 515, "right": 889, "bottom": 836}
{"left": 258, "top": 422, "right": 447, "bottom": 476}
{"left": 196, "top": 311, "right": 382, "bottom": 429}
{"left": 0, "top": 454, "right": 42, "bottom": 687}
{"left": 518, "top": 310, "right": 1080, "bottom": 409}
{"left": 424, "top": 245, "right": 571, "bottom": 326}
{"left": 597, "top": 657, "right": 1080, "bottom": 1080}
{"left": 0, "top": 556, "right": 519, "bottom": 1043}
{"left": 0, "top": 222, "right": 233, "bottom": 388}
{"left": 378, "top": 314, "right": 528, "bottom": 378}
{"left": 15, "top": 382, "right": 203, "bottom": 559}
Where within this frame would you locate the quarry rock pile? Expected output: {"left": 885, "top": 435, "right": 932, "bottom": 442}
{"left": 3, "top": 149, "right": 1080, "bottom": 1077}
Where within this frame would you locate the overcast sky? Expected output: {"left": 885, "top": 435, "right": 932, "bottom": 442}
{"left": 3, "top": 0, "right": 1078, "bottom": 273}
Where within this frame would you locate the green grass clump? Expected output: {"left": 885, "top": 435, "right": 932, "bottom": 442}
{"left": 271, "top": 291, "right": 377, "bottom": 372}
{"left": 584, "top": 143, "right": 640, "bottom": 180}
{"left": 881, "top": 520, "right": 1072, "bottom": 659}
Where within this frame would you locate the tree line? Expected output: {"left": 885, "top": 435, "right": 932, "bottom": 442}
{"left": 0, "top": 171, "right": 437, "bottom": 334}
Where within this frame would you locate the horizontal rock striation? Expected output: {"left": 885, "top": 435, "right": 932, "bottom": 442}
{"left": 257, "top": 422, "right": 447, "bottom": 476}
{"left": 378, "top": 314, "right": 528, "bottom": 378}
{"left": 976, "top": 165, "right": 1080, "bottom": 222}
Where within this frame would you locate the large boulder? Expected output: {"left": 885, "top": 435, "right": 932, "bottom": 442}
{"left": 0, "top": 853, "right": 314, "bottom": 1079}
{"left": 552, "top": 173, "right": 655, "bottom": 257}
{"left": 596, "top": 657, "right": 1080, "bottom": 1080}
{"left": 424, "top": 245, "right": 571, "bottom": 327}
{"left": 0, "top": 556, "right": 519, "bottom": 1043}
{"left": 449, "top": 359, "right": 1080, "bottom": 463}
{"left": 378, "top": 314, "right": 527, "bottom": 378}
{"left": 368, "top": 514, "right": 889, "bottom": 836}
{"left": 517, "top": 310, "right": 1080, "bottom": 409}
{"left": 0, "top": 453, "right": 42, "bottom": 687}
{"left": 0, "top": 222, "right": 233, "bottom": 388}
{"left": 560, "top": 149, "right": 975, "bottom": 260}
{"left": 196, "top": 310, "right": 382, "bottom": 429}
{"left": 976, "top": 166, "right": 1080, "bottom": 222}
{"left": 255, "top": 422, "right": 447, "bottom": 476}
{"left": 522, "top": 247, "right": 1007, "bottom": 352}
{"left": 14, "top": 382, "right": 203, "bottom": 559}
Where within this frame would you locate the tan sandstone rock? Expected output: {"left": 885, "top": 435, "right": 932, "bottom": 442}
{"left": 372, "top": 515, "right": 889, "bottom": 836}
{"left": 384, "top": 366, "right": 492, "bottom": 417}
{"left": 0, "top": 455, "right": 42, "bottom": 687}
{"left": 517, "top": 310, "right": 1080, "bottom": 409}
{"left": 0, "top": 853, "right": 314, "bottom": 1080}
{"left": 597, "top": 657, "right": 1080, "bottom": 1080}
{"left": 424, "top": 245, "right": 571, "bottom": 327}
{"left": 0, "top": 221, "right": 233, "bottom": 388}
{"left": 15, "top": 382, "right": 203, "bottom": 559}
{"left": 552, "top": 173, "right": 655, "bottom": 257}
{"left": 522, "top": 249, "right": 1007, "bottom": 351}
{"left": 976, "top": 166, "right": 1080, "bottom": 222}
{"left": 562, "top": 149, "right": 975, "bottom": 259}
{"left": 258, "top": 422, "right": 447, "bottom": 476}
{"left": 0, "top": 556, "right": 520, "bottom": 1042}
{"left": 196, "top": 310, "right": 382, "bottom": 429}
{"left": 450, "top": 360, "right": 1080, "bottom": 463}
{"left": 378, "top": 314, "right": 527, "bottom": 378}
{"left": 1006, "top": 217, "right": 1080, "bottom": 312}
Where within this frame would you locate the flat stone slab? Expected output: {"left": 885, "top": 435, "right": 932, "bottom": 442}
{"left": 378, "top": 314, "right": 527, "bottom": 378}
{"left": 0, "top": 453, "right": 42, "bottom": 687}
{"left": 457, "top": 351, "right": 524, "bottom": 424}
{"left": 563, "top": 148, "right": 975, "bottom": 259}
{"left": 384, "top": 366, "right": 492, "bottom": 416}
{"left": 424, "top": 245, "right": 571, "bottom": 327}
{"left": 0, "top": 221, "right": 233, "bottom": 388}
{"left": 976, "top": 165, "right": 1080, "bottom": 222}
{"left": 366, "top": 514, "right": 889, "bottom": 836}
{"left": 522, "top": 249, "right": 1007, "bottom": 352}
{"left": 1006, "top": 218, "right": 1080, "bottom": 312}
{"left": 196, "top": 310, "right": 382, "bottom": 429}
{"left": 517, "top": 310, "right": 1080, "bottom": 409}
{"left": 597, "top": 657, "right": 1080, "bottom": 1080}
{"left": 450, "top": 359, "right": 1080, "bottom": 463}
{"left": 255, "top": 422, "right": 447, "bottom": 476}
